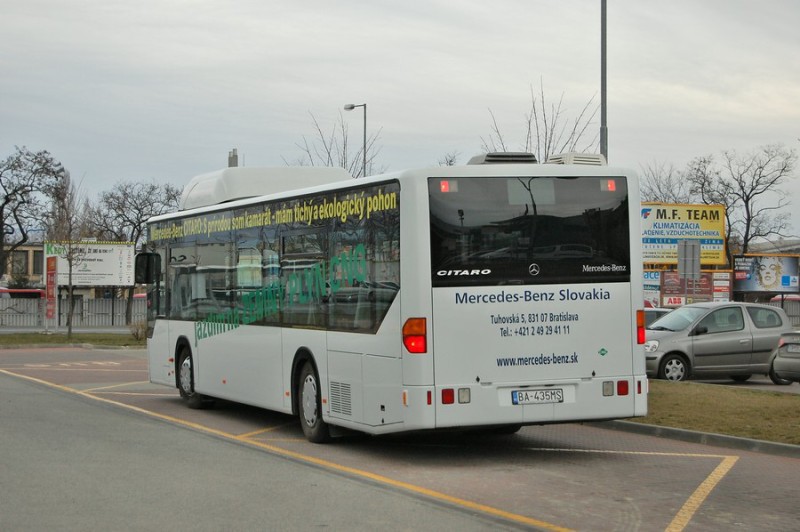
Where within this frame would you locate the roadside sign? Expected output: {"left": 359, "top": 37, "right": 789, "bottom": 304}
{"left": 45, "top": 256, "right": 57, "bottom": 320}
{"left": 677, "top": 240, "right": 701, "bottom": 280}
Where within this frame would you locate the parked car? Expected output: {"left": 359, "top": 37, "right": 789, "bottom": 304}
{"left": 644, "top": 307, "right": 672, "bottom": 328}
{"left": 770, "top": 331, "right": 800, "bottom": 383}
{"left": 644, "top": 302, "right": 792, "bottom": 382}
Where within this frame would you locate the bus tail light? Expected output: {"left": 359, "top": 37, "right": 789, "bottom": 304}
{"left": 636, "top": 310, "right": 645, "bottom": 344}
{"left": 403, "top": 318, "right": 427, "bottom": 353}
{"left": 603, "top": 380, "right": 631, "bottom": 396}
{"left": 442, "top": 388, "right": 455, "bottom": 404}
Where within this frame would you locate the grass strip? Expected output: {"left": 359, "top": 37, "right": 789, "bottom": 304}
{"left": 0, "top": 332, "right": 145, "bottom": 347}
{"left": 634, "top": 380, "right": 800, "bottom": 445}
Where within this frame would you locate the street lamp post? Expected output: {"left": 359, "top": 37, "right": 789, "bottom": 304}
{"left": 600, "top": 0, "right": 608, "bottom": 161}
{"left": 344, "top": 103, "right": 367, "bottom": 178}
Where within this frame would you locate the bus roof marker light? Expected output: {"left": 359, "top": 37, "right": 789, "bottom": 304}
{"left": 439, "top": 179, "right": 457, "bottom": 193}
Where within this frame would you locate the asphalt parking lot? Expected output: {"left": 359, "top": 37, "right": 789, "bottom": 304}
{"left": 2, "top": 345, "right": 799, "bottom": 531}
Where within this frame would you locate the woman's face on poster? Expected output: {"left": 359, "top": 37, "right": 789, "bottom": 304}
{"left": 757, "top": 258, "right": 781, "bottom": 288}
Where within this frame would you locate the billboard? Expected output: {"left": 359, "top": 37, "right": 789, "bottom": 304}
{"left": 641, "top": 203, "right": 726, "bottom": 265}
{"left": 643, "top": 270, "right": 661, "bottom": 308}
{"left": 660, "top": 271, "right": 732, "bottom": 307}
{"left": 44, "top": 242, "right": 135, "bottom": 287}
{"left": 733, "top": 255, "right": 800, "bottom": 293}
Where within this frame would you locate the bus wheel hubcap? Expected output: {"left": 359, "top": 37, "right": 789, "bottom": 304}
{"left": 302, "top": 375, "right": 318, "bottom": 425}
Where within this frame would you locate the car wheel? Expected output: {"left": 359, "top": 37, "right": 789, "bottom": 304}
{"left": 298, "top": 361, "right": 331, "bottom": 443}
{"left": 769, "top": 363, "right": 792, "bottom": 386}
{"left": 178, "top": 347, "right": 212, "bottom": 409}
{"left": 730, "top": 375, "right": 751, "bottom": 383}
{"left": 658, "top": 354, "right": 688, "bottom": 382}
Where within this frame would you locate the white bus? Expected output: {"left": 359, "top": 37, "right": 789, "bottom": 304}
{"left": 135, "top": 155, "right": 647, "bottom": 442}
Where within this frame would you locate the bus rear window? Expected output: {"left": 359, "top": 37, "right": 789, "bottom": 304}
{"left": 429, "top": 176, "right": 630, "bottom": 287}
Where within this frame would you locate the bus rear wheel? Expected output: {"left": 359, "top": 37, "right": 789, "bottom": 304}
{"left": 178, "top": 348, "right": 211, "bottom": 409}
{"left": 298, "top": 361, "right": 331, "bottom": 443}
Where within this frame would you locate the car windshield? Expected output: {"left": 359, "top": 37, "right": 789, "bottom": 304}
{"left": 647, "top": 306, "right": 708, "bottom": 331}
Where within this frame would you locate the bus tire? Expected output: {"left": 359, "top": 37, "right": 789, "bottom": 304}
{"left": 298, "top": 361, "right": 331, "bottom": 443}
{"left": 658, "top": 354, "right": 688, "bottom": 382}
{"left": 178, "top": 347, "right": 212, "bottom": 409}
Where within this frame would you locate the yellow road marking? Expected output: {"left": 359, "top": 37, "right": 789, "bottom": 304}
{"left": 11, "top": 367, "right": 145, "bottom": 373}
{"left": 0, "top": 368, "right": 740, "bottom": 531}
{"left": 92, "top": 391, "right": 177, "bottom": 397}
{"left": 84, "top": 381, "right": 151, "bottom": 392}
{"left": 666, "top": 455, "right": 739, "bottom": 532}
{"left": 238, "top": 423, "right": 296, "bottom": 439}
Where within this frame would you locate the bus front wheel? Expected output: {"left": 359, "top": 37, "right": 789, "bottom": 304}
{"left": 298, "top": 361, "right": 331, "bottom": 443}
{"left": 178, "top": 348, "right": 211, "bottom": 409}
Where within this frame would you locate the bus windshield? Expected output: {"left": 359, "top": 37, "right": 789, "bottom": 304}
{"left": 429, "top": 176, "right": 630, "bottom": 286}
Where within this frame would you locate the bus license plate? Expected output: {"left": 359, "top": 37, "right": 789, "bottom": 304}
{"left": 511, "top": 389, "right": 564, "bottom": 405}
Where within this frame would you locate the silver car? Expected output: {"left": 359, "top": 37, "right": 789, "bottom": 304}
{"left": 644, "top": 302, "right": 792, "bottom": 382}
{"left": 644, "top": 308, "right": 672, "bottom": 328}
{"left": 771, "top": 331, "right": 800, "bottom": 383}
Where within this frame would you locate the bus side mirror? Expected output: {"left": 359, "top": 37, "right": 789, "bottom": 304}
{"left": 135, "top": 253, "right": 161, "bottom": 284}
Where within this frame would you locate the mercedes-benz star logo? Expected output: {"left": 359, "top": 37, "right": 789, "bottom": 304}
{"left": 528, "top": 263, "right": 540, "bottom": 276}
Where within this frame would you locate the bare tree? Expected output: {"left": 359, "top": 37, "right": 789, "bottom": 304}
{"left": 284, "top": 112, "right": 384, "bottom": 178}
{"left": 44, "top": 175, "right": 90, "bottom": 338}
{"left": 87, "top": 180, "right": 181, "bottom": 323}
{"left": 480, "top": 80, "right": 599, "bottom": 162}
{"left": 0, "top": 147, "right": 67, "bottom": 281}
{"left": 438, "top": 151, "right": 460, "bottom": 166}
{"left": 686, "top": 144, "right": 797, "bottom": 261}
{"left": 639, "top": 160, "right": 695, "bottom": 204}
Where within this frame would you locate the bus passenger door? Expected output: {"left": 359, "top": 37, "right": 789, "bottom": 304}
{"left": 147, "top": 246, "right": 175, "bottom": 387}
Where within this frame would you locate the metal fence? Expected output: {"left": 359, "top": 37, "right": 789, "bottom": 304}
{"left": 3, "top": 297, "right": 795, "bottom": 330}
{"left": 768, "top": 300, "right": 800, "bottom": 328}
{"left": 0, "top": 298, "right": 147, "bottom": 329}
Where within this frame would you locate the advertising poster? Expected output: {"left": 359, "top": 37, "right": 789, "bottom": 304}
{"left": 45, "top": 256, "right": 57, "bottom": 319}
{"left": 660, "top": 271, "right": 732, "bottom": 307}
{"left": 643, "top": 271, "right": 661, "bottom": 308}
{"left": 44, "top": 242, "right": 135, "bottom": 287}
{"left": 641, "top": 203, "right": 726, "bottom": 265}
{"left": 733, "top": 255, "right": 800, "bottom": 293}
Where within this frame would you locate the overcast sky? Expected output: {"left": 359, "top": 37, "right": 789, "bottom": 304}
{"left": 3, "top": 0, "right": 799, "bottom": 234}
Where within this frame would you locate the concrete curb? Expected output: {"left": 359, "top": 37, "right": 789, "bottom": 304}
{"left": 589, "top": 420, "right": 800, "bottom": 459}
